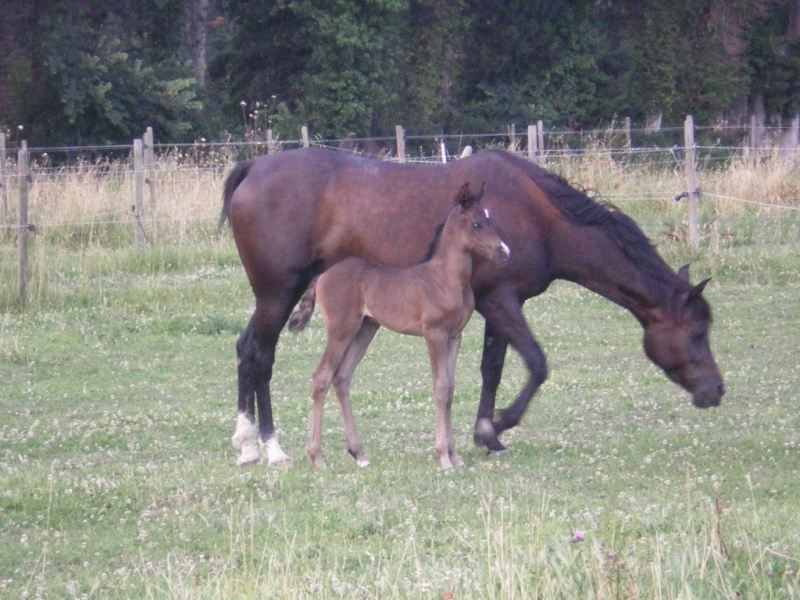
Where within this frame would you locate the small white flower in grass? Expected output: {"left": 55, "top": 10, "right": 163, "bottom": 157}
{"left": 571, "top": 530, "right": 585, "bottom": 543}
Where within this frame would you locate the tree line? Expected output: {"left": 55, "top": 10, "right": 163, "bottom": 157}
{"left": 1, "top": 0, "right": 798, "bottom": 147}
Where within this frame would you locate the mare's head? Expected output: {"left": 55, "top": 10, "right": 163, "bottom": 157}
{"left": 451, "top": 182, "right": 510, "bottom": 265}
{"left": 642, "top": 266, "right": 724, "bottom": 408}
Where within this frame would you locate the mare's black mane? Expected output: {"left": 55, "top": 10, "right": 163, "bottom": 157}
{"left": 492, "top": 151, "right": 675, "bottom": 290}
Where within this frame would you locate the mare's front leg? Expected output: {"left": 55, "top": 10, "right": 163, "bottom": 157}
{"left": 474, "top": 319, "right": 509, "bottom": 453}
{"left": 425, "top": 331, "right": 461, "bottom": 470}
{"left": 474, "top": 289, "right": 547, "bottom": 452}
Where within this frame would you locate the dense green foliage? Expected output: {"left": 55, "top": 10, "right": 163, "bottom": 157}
{"left": 1, "top": 0, "right": 799, "bottom": 144}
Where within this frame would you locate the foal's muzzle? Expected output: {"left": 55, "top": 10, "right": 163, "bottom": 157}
{"left": 494, "top": 242, "right": 510, "bottom": 264}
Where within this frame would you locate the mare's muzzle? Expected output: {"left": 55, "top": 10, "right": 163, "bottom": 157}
{"left": 692, "top": 379, "right": 725, "bottom": 408}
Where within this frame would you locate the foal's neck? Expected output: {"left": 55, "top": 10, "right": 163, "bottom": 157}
{"left": 426, "top": 216, "right": 474, "bottom": 285}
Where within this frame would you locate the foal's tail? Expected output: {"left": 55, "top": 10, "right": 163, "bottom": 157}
{"left": 288, "top": 277, "right": 319, "bottom": 333}
{"left": 218, "top": 159, "right": 255, "bottom": 230}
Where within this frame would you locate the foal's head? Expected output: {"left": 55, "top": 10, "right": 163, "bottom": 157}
{"left": 448, "top": 182, "right": 510, "bottom": 265}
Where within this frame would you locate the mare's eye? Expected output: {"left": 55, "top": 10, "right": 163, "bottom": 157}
{"left": 472, "top": 222, "right": 481, "bottom": 229}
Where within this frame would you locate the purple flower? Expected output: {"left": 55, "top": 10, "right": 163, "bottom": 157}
{"left": 572, "top": 530, "right": 585, "bottom": 543}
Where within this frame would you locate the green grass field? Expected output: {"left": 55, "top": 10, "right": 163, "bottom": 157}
{"left": 1, "top": 154, "right": 799, "bottom": 598}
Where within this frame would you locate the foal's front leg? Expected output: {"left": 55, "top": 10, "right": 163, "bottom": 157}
{"left": 426, "top": 331, "right": 462, "bottom": 470}
{"left": 444, "top": 333, "right": 464, "bottom": 467}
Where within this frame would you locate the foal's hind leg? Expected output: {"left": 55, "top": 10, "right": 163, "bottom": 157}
{"left": 331, "top": 319, "right": 380, "bottom": 467}
{"left": 308, "top": 327, "right": 361, "bottom": 468}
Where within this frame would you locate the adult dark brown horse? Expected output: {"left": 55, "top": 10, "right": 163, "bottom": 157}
{"left": 221, "top": 147, "right": 724, "bottom": 467}
{"left": 289, "top": 183, "right": 509, "bottom": 470}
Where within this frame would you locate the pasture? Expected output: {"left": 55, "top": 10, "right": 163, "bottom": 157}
{"left": 1, "top": 151, "right": 799, "bottom": 598}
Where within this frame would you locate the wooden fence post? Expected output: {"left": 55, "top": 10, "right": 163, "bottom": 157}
{"left": 780, "top": 116, "right": 799, "bottom": 165}
{"left": 1, "top": 133, "right": 7, "bottom": 224}
{"left": 527, "top": 124, "right": 537, "bottom": 162}
{"left": 396, "top": 125, "right": 405, "bottom": 163}
{"left": 144, "top": 127, "right": 157, "bottom": 243}
{"left": 683, "top": 116, "right": 699, "bottom": 252}
{"left": 301, "top": 126, "right": 309, "bottom": 148}
{"left": 537, "top": 120, "right": 545, "bottom": 166}
{"left": 508, "top": 123, "right": 516, "bottom": 151}
{"left": 133, "top": 138, "right": 145, "bottom": 250}
{"left": 17, "top": 143, "right": 29, "bottom": 303}
{"left": 624, "top": 117, "right": 632, "bottom": 153}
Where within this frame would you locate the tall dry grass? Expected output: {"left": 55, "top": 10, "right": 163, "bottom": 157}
{"left": 2, "top": 144, "right": 798, "bottom": 246}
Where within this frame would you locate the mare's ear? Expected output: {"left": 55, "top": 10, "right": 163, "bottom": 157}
{"left": 687, "top": 278, "right": 711, "bottom": 304}
{"left": 677, "top": 264, "right": 690, "bottom": 282}
{"left": 458, "top": 183, "right": 471, "bottom": 207}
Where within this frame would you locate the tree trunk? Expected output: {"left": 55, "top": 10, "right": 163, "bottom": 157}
{"left": 185, "top": 0, "right": 209, "bottom": 88}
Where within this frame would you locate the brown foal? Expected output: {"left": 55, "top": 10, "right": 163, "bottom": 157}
{"left": 289, "top": 183, "right": 510, "bottom": 469}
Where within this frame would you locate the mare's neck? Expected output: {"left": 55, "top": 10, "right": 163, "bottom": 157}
{"left": 553, "top": 225, "right": 678, "bottom": 326}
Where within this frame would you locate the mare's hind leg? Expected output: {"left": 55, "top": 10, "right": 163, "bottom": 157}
{"left": 232, "top": 300, "right": 294, "bottom": 467}
{"left": 231, "top": 318, "right": 260, "bottom": 465}
{"left": 331, "top": 318, "right": 380, "bottom": 467}
{"left": 474, "top": 290, "right": 547, "bottom": 452}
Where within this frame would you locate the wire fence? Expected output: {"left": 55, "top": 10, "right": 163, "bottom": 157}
{"left": 1, "top": 121, "right": 798, "bottom": 238}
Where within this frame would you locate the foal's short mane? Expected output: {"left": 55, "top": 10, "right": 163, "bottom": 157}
{"left": 493, "top": 151, "right": 674, "bottom": 289}
{"left": 422, "top": 192, "right": 480, "bottom": 262}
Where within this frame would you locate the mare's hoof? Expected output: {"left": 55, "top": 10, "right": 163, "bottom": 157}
{"left": 268, "top": 456, "right": 293, "bottom": 468}
{"left": 489, "top": 447, "right": 510, "bottom": 457}
{"left": 357, "top": 459, "right": 370, "bottom": 468}
{"left": 237, "top": 444, "right": 261, "bottom": 466}
{"left": 474, "top": 418, "right": 506, "bottom": 451}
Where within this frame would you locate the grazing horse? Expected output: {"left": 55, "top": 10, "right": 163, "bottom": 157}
{"left": 289, "top": 183, "right": 510, "bottom": 469}
{"left": 221, "top": 147, "right": 724, "bottom": 467}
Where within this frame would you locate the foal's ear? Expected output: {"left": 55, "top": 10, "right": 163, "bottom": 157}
{"left": 677, "top": 264, "right": 690, "bottom": 282}
{"left": 477, "top": 181, "right": 487, "bottom": 202}
{"left": 458, "top": 182, "right": 471, "bottom": 207}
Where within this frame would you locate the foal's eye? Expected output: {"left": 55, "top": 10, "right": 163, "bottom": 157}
{"left": 472, "top": 222, "right": 481, "bottom": 230}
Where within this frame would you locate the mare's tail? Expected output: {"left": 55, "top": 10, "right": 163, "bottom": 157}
{"left": 288, "top": 277, "right": 319, "bottom": 333}
{"left": 218, "top": 159, "right": 255, "bottom": 230}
